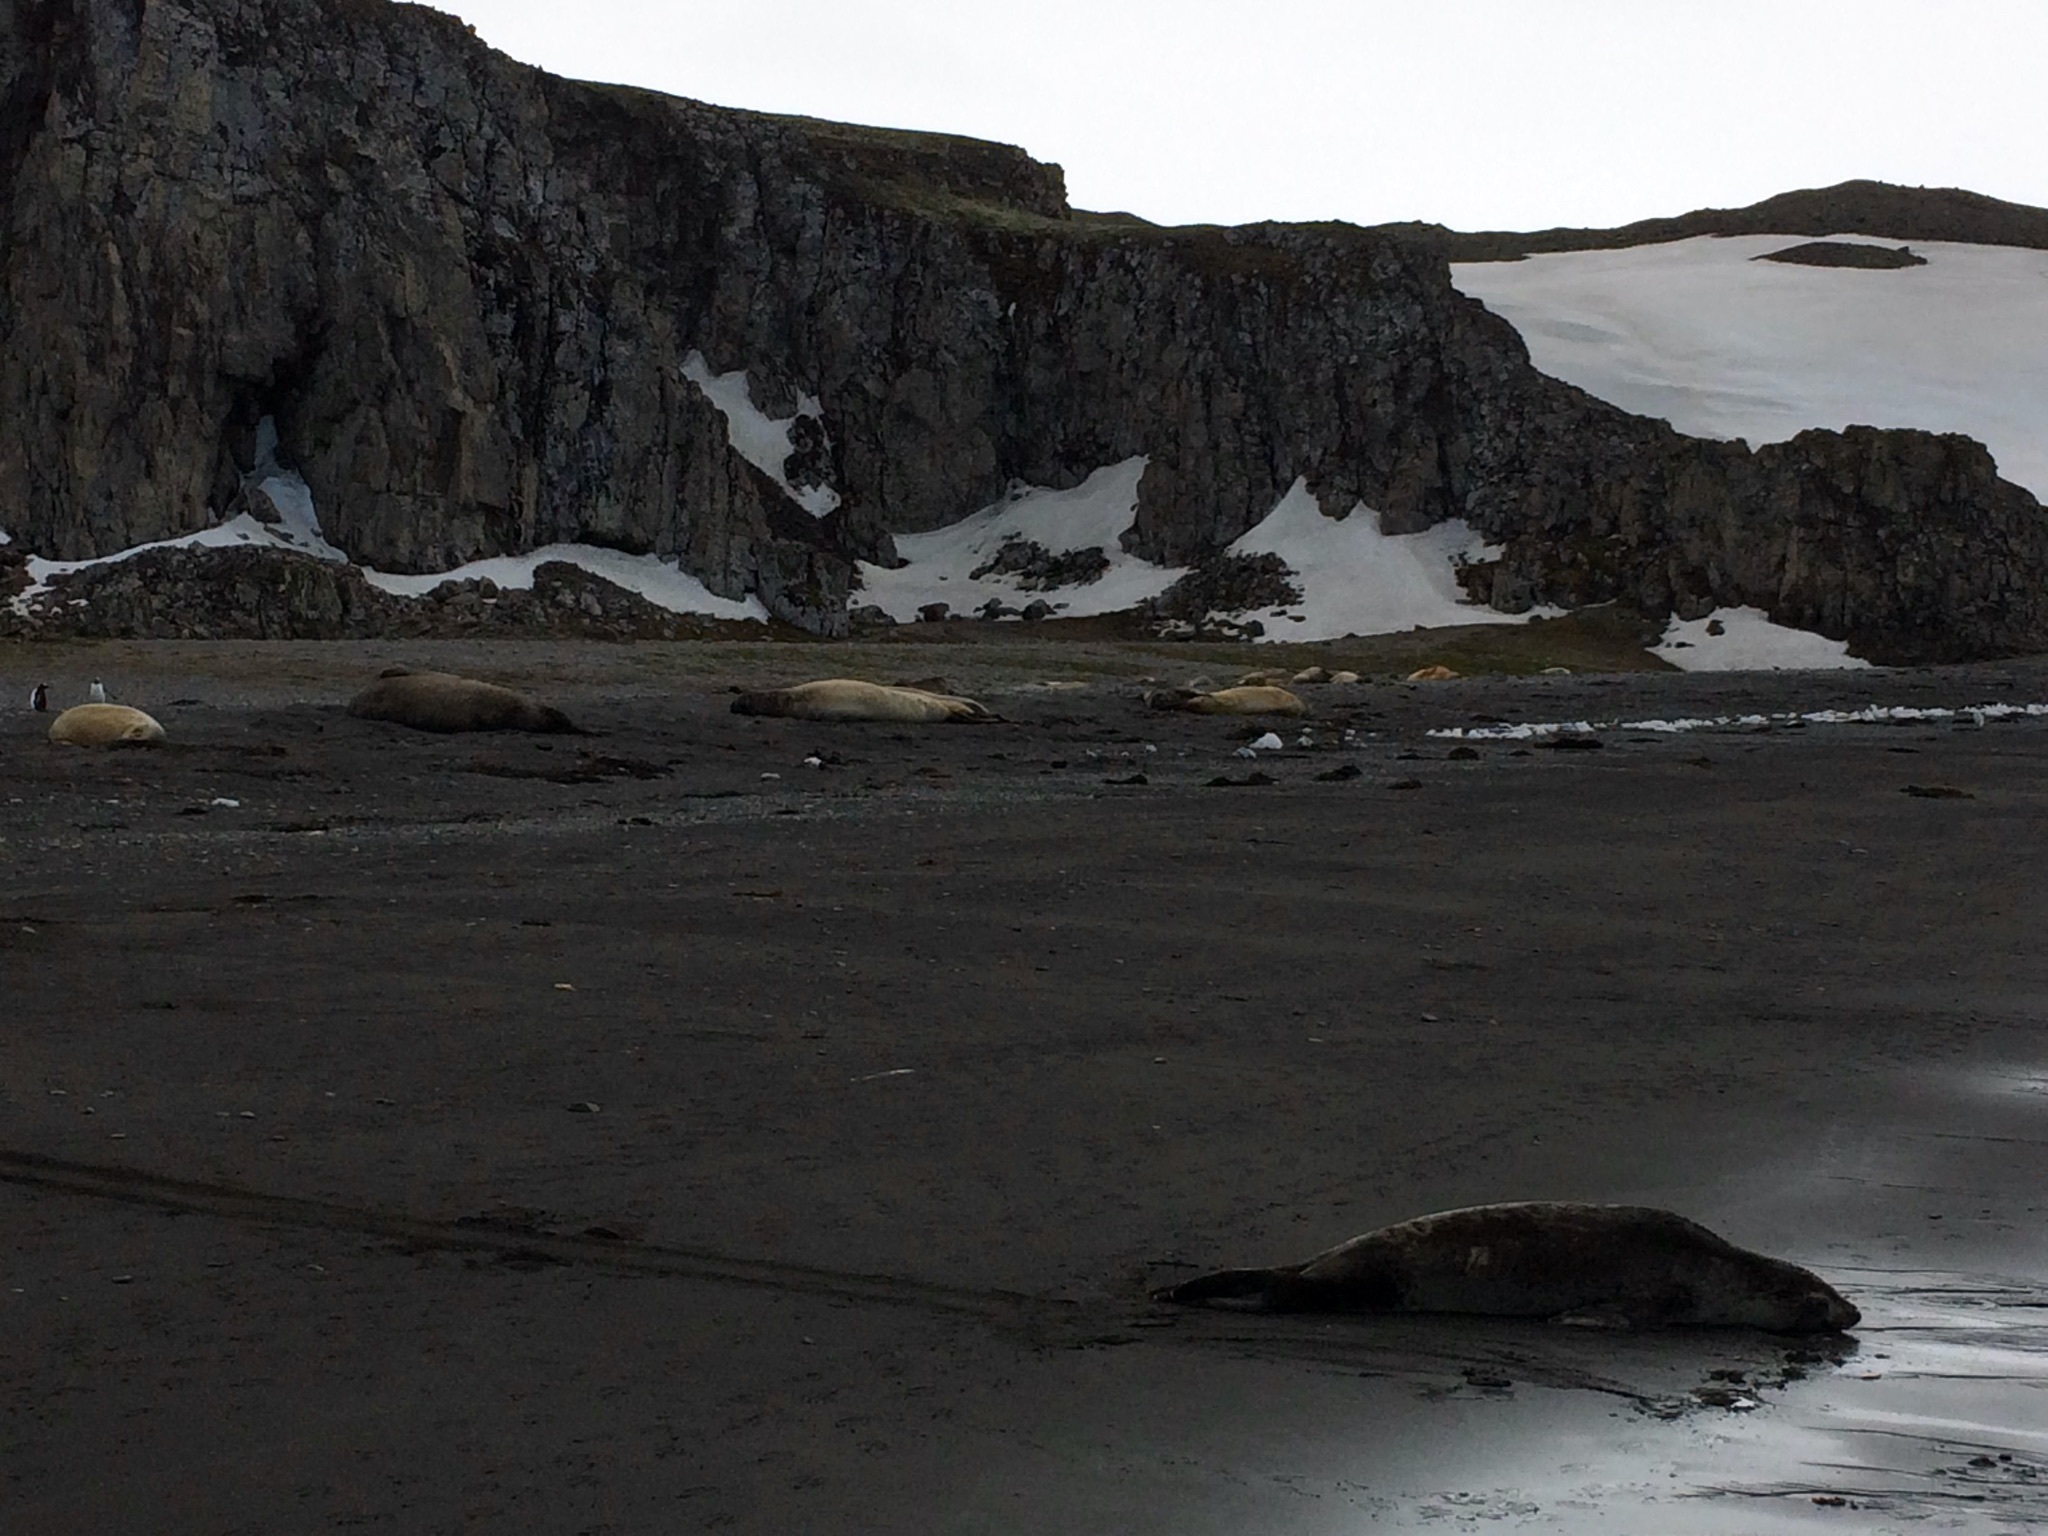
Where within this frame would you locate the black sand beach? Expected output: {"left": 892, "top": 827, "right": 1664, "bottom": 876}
{"left": 4, "top": 640, "right": 2045, "bottom": 1532}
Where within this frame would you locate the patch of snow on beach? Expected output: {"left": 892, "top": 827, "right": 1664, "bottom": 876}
{"left": 855, "top": 458, "right": 1182, "bottom": 621}
{"left": 1451, "top": 235, "right": 2048, "bottom": 499}
{"left": 12, "top": 419, "right": 346, "bottom": 614}
{"left": 1655, "top": 606, "right": 1869, "bottom": 671}
{"left": 1432, "top": 702, "right": 2048, "bottom": 741}
{"left": 681, "top": 351, "right": 840, "bottom": 517}
{"left": 363, "top": 545, "right": 768, "bottom": 621}
{"left": 1226, "top": 479, "right": 1541, "bottom": 642}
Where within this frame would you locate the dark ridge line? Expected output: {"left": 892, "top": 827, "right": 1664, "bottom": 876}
{"left": 0, "top": 1148, "right": 1069, "bottom": 1320}
{"left": 1371, "top": 179, "right": 2048, "bottom": 262}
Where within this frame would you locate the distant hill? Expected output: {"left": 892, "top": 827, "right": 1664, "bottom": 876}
{"left": 1374, "top": 180, "right": 2048, "bottom": 262}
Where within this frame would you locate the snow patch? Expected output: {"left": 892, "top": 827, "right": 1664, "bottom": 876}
{"left": 1433, "top": 702, "right": 2048, "bottom": 741}
{"left": 1655, "top": 606, "right": 1869, "bottom": 671}
{"left": 681, "top": 352, "right": 840, "bottom": 518}
{"left": 363, "top": 544, "right": 768, "bottom": 622}
{"left": 1225, "top": 479, "right": 1545, "bottom": 641}
{"left": 1451, "top": 235, "right": 2048, "bottom": 500}
{"left": 855, "top": 458, "right": 1182, "bottom": 621}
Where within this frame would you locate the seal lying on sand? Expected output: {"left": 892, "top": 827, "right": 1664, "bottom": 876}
{"left": 1180, "top": 685, "right": 1307, "bottom": 717}
{"left": 1155, "top": 1202, "right": 1859, "bottom": 1333}
{"left": 48, "top": 703, "right": 167, "bottom": 747}
{"left": 731, "top": 679, "right": 992, "bottom": 722}
{"left": 347, "top": 668, "right": 582, "bottom": 734}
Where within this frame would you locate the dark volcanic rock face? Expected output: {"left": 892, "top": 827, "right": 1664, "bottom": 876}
{"left": 3, "top": 0, "right": 2046, "bottom": 659}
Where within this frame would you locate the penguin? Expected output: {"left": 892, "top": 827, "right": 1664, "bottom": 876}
{"left": 29, "top": 683, "right": 48, "bottom": 712}
{"left": 88, "top": 680, "right": 107, "bottom": 703}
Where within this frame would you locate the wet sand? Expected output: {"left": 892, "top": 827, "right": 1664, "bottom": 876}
{"left": 3, "top": 641, "right": 2046, "bottom": 1532}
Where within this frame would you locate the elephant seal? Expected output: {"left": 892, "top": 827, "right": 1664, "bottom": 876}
{"left": 48, "top": 703, "right": 166, "bottom": 747}
{"left": 1181, "top": 685, "right": 1307, "bottom": 717}
{"left": 1407, "top": 665, "right": 1460, "bottom": 682}
{"left": 730, "top": 679, "right": 992, "bottom": 723}
{"left": 1155, "top": 1202, "right": 1859, "bottom": 1333}
{"left": 346, "top": 668, "right": 582, "bottom": 734}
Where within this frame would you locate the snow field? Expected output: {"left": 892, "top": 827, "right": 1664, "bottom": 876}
{"left": 1655, "top": 607, "right": 1869, "bottom": 671}
{"left": 1450, "top": 234, "right": 2048, "bottom": 500}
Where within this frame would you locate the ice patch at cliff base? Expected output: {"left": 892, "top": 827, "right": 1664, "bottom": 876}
{"left": 854, "top": 458, "right": 1183, "bottom": 621}
{"left": 1224, "top": 479, "right": 1548, "bottom": 642}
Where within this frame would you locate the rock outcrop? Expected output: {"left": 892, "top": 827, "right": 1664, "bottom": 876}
{"left": 4, "top": 0, "right": 2046, "bottom": 659}
{"left": 4, "top": 545, "right": 765, "bottom": 641}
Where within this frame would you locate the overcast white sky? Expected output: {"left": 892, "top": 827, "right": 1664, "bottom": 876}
{"left": 434, "top": 1, "right": 2048, "bottom": 232}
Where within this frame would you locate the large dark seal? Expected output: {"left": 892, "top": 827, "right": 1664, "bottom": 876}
{"left": 730, "top": 678, "right": 992, "bottom": 722}
{"left": 346, "top": 668, "right": 583, "bottom": 734}
{"left": 1156, "top": 1202, "right": 1859, "bottom": 1333}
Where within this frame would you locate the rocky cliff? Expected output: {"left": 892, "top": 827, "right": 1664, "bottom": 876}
{"left": 4, "top": 0, "right": 2046, "bottom": 660}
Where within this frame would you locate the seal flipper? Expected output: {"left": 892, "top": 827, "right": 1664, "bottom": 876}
{"left": 1152, "top": 1266, "right": 1291, "bottom": 1309}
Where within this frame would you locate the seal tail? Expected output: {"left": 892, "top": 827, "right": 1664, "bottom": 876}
{"left": 1152, "top": 1266, "right": 1290, "bottom": 1308}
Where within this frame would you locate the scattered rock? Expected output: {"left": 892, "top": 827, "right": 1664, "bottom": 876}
{"left": 966, "top": 537, "right": 1110, "bottom": 589}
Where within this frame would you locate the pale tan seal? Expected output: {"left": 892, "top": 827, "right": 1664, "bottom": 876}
{"left": 1181, "top": 685, "right": 1307, "bottom": 717}
{"left": 731, "top": 679, "right": 992, "bottom": 723}
{"left": 1407, "top": 665, "right": 1460, "bottom": 682}
{"left": 48, "top": 703, "right": 166, "bottom": 747}
{"left": 346, "top": 668, "right": 582, "bottom": 734}
{"left": 1155, "top": 1202, "right": 1859, "bottom": 1333}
